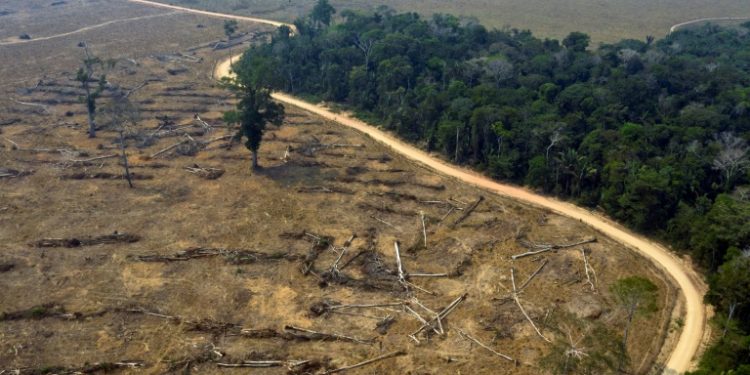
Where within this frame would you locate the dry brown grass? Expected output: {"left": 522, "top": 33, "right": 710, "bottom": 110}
{"left": 0, "top": 2, "right": 678, "bottom": 373}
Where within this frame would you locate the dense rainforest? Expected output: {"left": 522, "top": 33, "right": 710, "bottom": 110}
{"left": 234, "top": 3, "right": 750, "bottom": 372}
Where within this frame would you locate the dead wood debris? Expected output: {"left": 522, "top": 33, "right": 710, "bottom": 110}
{"left": 8, "top": 361, "right": 144, "bottom": 374}
{"left": 133, "top": 247, "right": 301, "bottom": 264}
{"left": 31, "top": 232, "right": 140, "bottom": 248}
{"left": 297, "top": 185, "right": 354, "bottom": 195}
{"left": 375, "top": 315, "right": 397, "bottom": 335}
{"left": 410, "top": 293, "right": 467, "bottom": 342}
{"left": 61, "top": 172, "right": 153, "bottom": 181}
{"left": 0, "top": 167, "right": 33, "bottom": 179}
{"left": 0, "top": 303, "right": 107, "bottom": 322}
{"left": 456, "top": 328, "right": 516, "bottom": 363}
{"left": 512, "top": 237, "right": 597, "bottom": 260}
{"left": 322, "top": 350, "right": 406, "bottom": 374}
{"left": 184, "top": 164, "right": 224, "bottom": 180}
{"left": 236, "top": 326, "right": 374, "bottom": 344}
{"left": 0, "top": 263, "right": 15, "bottom": 273}
{"left": 367, "top": 191, "right": 421, "bottom": 202}
{"left": 450, "top": 196, "right": 484, "bottom": 228}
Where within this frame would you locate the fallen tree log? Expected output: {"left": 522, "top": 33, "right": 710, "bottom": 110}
{"left": 512, "top": 237, "right": 597, "bottom": 260}
{"left": 451, "top": 196, "right": 484, "bottom": 228}
{"left": 322, "top": 350, "right": 406, "bottom": 374}
{"left": 133, "top": 247, "right": 301, "bottom": 264}
{"left": 31, "top": 232, "right": 140, "bottom": 248}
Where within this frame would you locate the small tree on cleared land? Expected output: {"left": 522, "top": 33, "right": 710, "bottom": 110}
{"left": 541, "top": 313, "right": 626, "bottom": 375}
{"left": 76, "top": 42, "right": 112, "bottom": 138}
{"left": 101, "top": 91, "right": 139, "bottom": 188}
{"left": 222, "top": 54, "right": 284, "bottom": 170}
{"left": 610, "top": 276, "right": 658, "bottom": 369}
{"left": 224, "top": 20, "right": 239, "bottom": 64}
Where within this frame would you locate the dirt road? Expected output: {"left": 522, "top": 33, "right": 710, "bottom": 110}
{"left": 133, "top": 1, "right": 708, "bottom": 373}
{"left": 0, "top": 12, "right": 178, "bottom": 46}
{"left": 669, "top": 16, "right": 750, "bottom": 33}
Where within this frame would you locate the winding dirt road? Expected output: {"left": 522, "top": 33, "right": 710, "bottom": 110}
{"left": 130, "top": 1, "right": 708, "bottom": 373}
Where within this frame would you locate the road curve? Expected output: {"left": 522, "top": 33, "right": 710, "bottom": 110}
{"left": 670, "top": 16, "right": 750, "bottom": 33}
{"left": 130, "top": 1, "right": 707, "bottom": 373}
{"left": 0, "top": 12, "right": 179, "bottom": 46}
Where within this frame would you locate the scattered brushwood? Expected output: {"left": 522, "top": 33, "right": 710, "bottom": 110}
{"left": 61, "top": 171, "right": 153, "bottom": 180}
{"left": 450, "top": 196, "right": 484, "bottom": 228}
{"left": 0, "top": 263, "right": 14, "bottom": 272}
{"left": 513, "top": 237, "right": 597, "bottom": 260}
{"left": 31, "top": 232, "right": 140, "bottom": 248}
{"left": 0, "top": 167, "right": 33, "bottom": 179}
{"left": 8, "top": 361, "right": 144, "bottom": 374}
{"left": 236, "top": 326, "right": 375, "bottom": 344}
{"left": 0, "top": 303, "right": 107, "bottom": 322}
{"left": 184, "top": 164, "right": 224, "bottom": 180}
{"left": 133, "top": 247, "right": 301, "bottom": 264}
{"left": 357, "top": 202, "right": 416, "bottom": 217}
{"left": 297, "top": 185, "right": 354, "bottom": 195}
{"left": 185, "top": 318, "right": 242, "bottom": 336}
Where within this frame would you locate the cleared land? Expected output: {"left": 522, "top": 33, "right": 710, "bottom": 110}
{"left": 0, "top": 1, "right": 680, "bottom": 373}
{"left": 149, "top": 0, "right": 750, "bottom": 44}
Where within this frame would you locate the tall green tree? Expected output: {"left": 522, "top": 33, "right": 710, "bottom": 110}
{"left": 222, "top": 54, "right": 284, "bottom": 170}
{"left": 311, "top": 0, "right": 336, "bottom": 28}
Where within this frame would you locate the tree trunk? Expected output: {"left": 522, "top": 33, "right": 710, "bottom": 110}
{"left": 119, "top": 130, "right": 134, "bottom": 188}
{"left": 251, "top": 151, "right": 258, "bottom": 170}
{"left": 88, "top": 109, "right": 96, "bottom": 138}
{"left": 723, "top": 302, "right": 738, "bottom": 338}
{"left": 84, "top": 85, "right": 96, "bottom": 138}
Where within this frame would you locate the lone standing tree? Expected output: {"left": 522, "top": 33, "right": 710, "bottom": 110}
{"left": 222, "top": 54, "right": 284, "bottom": 170}
{"left": 76, "top": 42, "right": 110, "bottom": 138}
{"left": 101, "top": 90, "right": 139, "bottom": 188}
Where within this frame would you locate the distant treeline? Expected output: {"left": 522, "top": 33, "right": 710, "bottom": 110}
{"left": 234, "top": 5, "right": 750, "bottom": 373}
